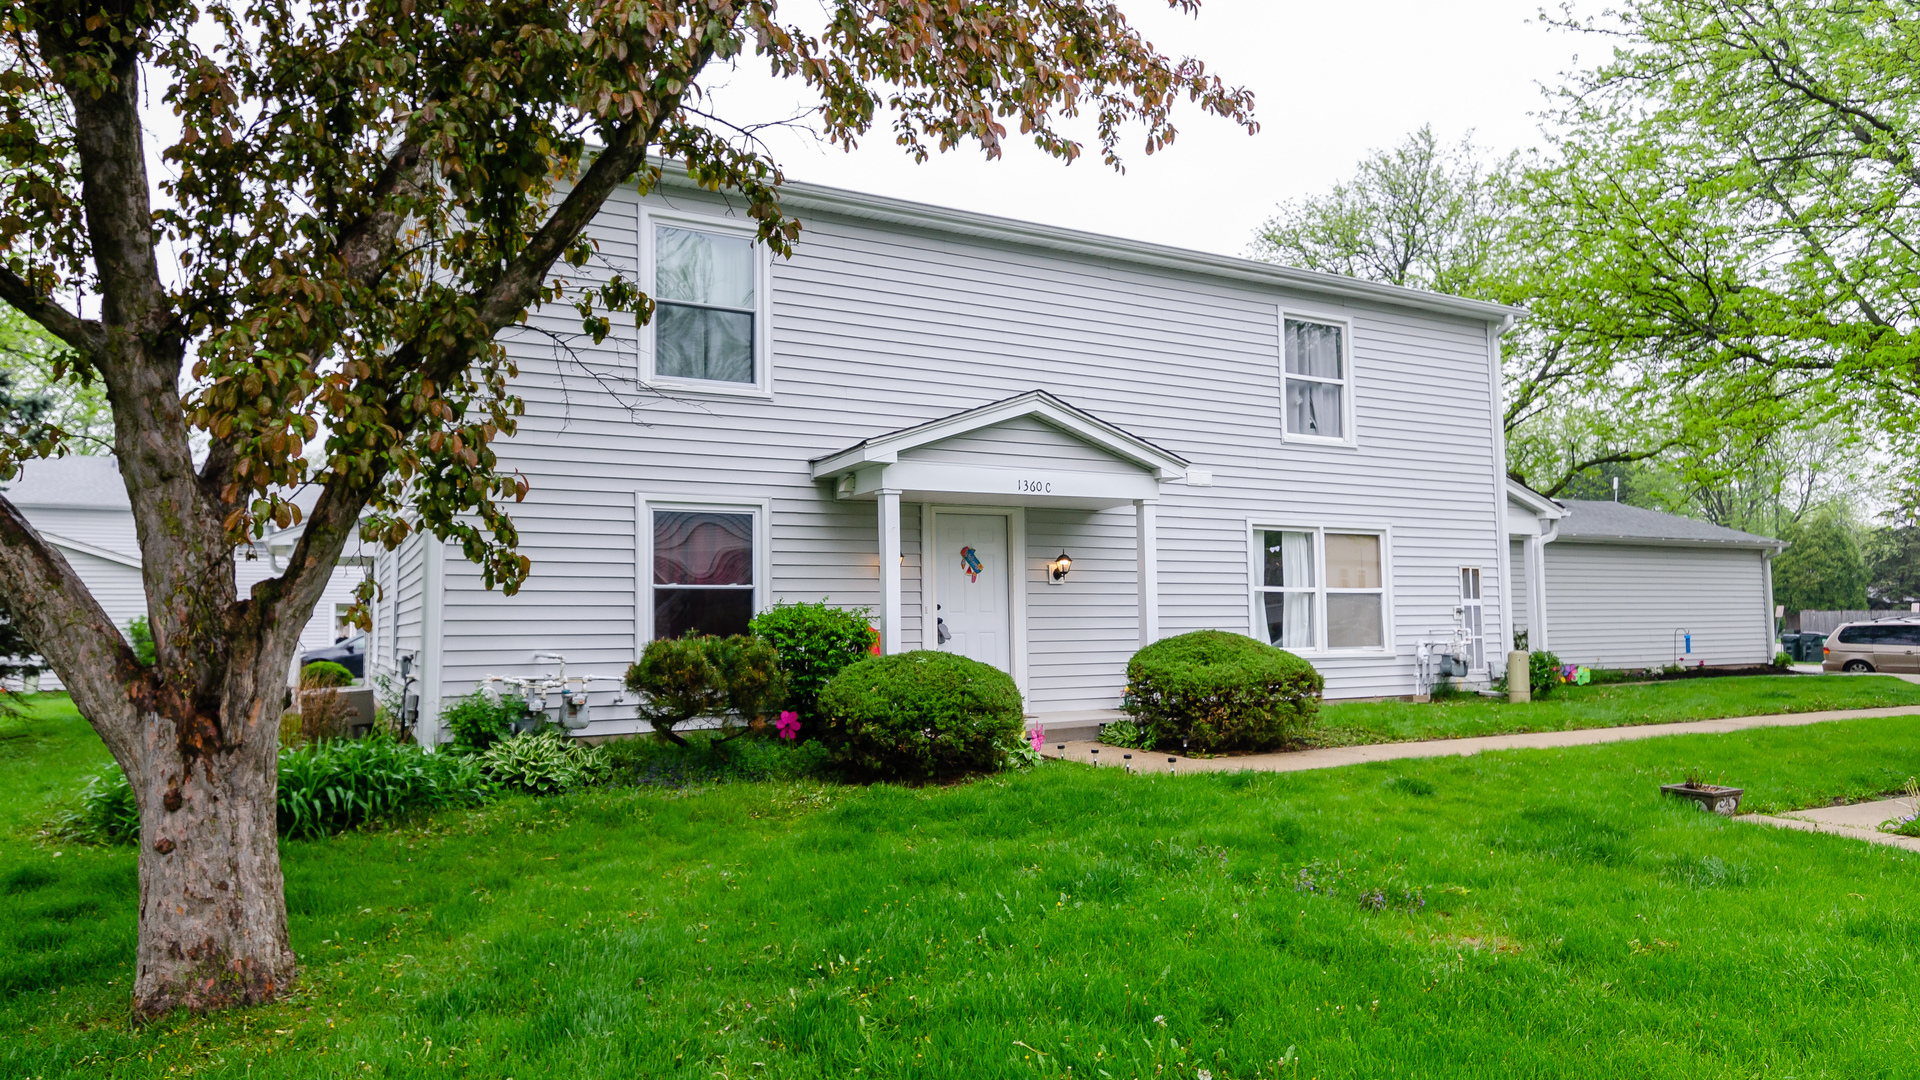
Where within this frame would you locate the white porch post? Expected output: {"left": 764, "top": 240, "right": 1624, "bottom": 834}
{"left": 1525, "top": 534, "right": 1550, "bottom": 650}
{"left": 879, "top": 489, "right": 903, "bottom": 654}
{"left": 1135, "top": 498, "right": 1159, "bottom": 647}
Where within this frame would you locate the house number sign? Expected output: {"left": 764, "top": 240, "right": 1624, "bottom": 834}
{"left": 1016, "top": 477, "right": 1055, "bottom": 494}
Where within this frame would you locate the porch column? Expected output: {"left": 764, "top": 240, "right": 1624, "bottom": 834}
{"left": 879, "top": 489, "right": 903, "bottom": 654}
{"left": 1136, "top": 498, "right": 1159, "bottom": 647}
{"left": 1525, "top": 534, "right": 1550, "bottom": 650}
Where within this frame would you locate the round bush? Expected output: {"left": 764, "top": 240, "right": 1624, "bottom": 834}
{"left": 817, "top": 650, "right": 1024, "bottom": 780}
{"left": 749, "top": 601, "right": 876, "bottom": 726}
{"left": 1122, "top": 630, "right": 1322, "bottom": 754}
{"left": 300, "top": 660, "right": 355, "bottom": 689}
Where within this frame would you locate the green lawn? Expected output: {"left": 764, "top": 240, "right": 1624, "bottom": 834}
{"left": 8, "top": 694, "right": 1920, "bottom": 1077}
{"left": 1315, "top": 673, "right": 1920, "bottom": 746}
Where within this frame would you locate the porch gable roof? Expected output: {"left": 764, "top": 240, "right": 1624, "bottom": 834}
{"left": 809, "top": 390, "right": 1190, "bottom": 483}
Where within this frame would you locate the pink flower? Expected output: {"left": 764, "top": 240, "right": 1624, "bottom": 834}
{"left": 1027, "top": 726, "right": 1045, "bottom": 753}
{"left": 775, "top": 711, "right": 801, "bottom": 740}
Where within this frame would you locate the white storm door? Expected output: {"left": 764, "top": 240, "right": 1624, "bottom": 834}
{"left": 935, "top": 512, "right": 1012, "bottom": 673}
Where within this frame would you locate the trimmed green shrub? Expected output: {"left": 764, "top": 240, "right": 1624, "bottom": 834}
{"left": 817, "top": 650, "right": 1024, "bottom": 780}
{"left": 480, "top": 730, "right": 609, "bottom": 795}
{"left": 300, "top": 660, "right": 355, "bottom": 688}
{"left": 1122, "top": 630, "right": 1322, "bottom": 754}
{"left": 1529, "top": 650, "right": 1563, "bottom": 698}
{"left": 626, "top": 635, "right": 786, "bottom": 745}
{"left": 279, "top": 735, "right": 493, "bottom": 838}
{"left": 750, "top": 601, "right": 876, "bottom": 726}
{"left": 440, "top": 691, "right": 527, "bottom": 755}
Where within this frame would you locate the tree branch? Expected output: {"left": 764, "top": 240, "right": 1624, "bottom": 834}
{"left": 0, "top": 268, "right": 104, "bottom": 360}
{"left": 0, "top": 492, "right": 147, "bottom": 768}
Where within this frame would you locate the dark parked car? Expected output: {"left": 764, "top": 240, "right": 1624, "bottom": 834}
{"left": 301, "top": 632, "right": 367, "bottom": 679}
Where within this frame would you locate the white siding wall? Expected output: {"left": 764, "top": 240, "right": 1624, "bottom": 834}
{"left": 25, "top": 507, "right": 140, "bottom": 557}
{"left": 414, "top": 183, "right": 1510, "bottom": 713}
{"left": 1543, "top": 541, "right": 1772, "bottom": 667}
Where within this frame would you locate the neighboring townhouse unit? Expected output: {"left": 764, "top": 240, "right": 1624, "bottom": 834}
{"left": 0, "top": 455, "right": 368, "bottom": 687}
{"left": 1506, "top": 487, "right": 1784, "bottom": 668}
{"left": 371, "top": 174, "right": 1527, "bottom": 742}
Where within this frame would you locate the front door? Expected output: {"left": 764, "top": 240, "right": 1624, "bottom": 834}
{"left": 935, "top": 512, "right": 1011, "bottom": 673}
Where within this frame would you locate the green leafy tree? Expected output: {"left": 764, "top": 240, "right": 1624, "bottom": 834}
{"left": 1774, "top": 513, "right": 1869, "bottom": 616}
{"left": 1866, "top": 480, "right": 1920, "bottom": 606}
{"left": 0, "top": 0, "right": 1254, "bottom": 1017}
{"left": 1539, "top": 0, "right": 1920, "bottom": 453}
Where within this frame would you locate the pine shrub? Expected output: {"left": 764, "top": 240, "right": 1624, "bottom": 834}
{"left": 626, "top": 635, "right": 786, "bottom": 744}
{"left": 1122, "top": 630, "right": 1322, "bottom": 754}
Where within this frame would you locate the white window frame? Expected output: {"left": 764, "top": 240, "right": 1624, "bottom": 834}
{"left": 1459, "top": 566, "right": 1486, "bottom": 671}
{"left": 1278, "top": 308, "right": 1358, "bottom": 447}
{"left": 1247, "top": 521, "right": 1395, "bottom": 657}
{"left": 634, "top": 494, "right": 772, "bottom": 653}
{"left": 638, "top": 207, "right": 774, "bottom": 398}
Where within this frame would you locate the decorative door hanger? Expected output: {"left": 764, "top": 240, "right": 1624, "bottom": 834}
{"left": 960, "top": 545, "right": 982, "bottom": 582}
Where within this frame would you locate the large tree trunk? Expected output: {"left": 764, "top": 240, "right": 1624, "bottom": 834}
{"left": 130, "top": 680, "right": 295, "bottom": 1017}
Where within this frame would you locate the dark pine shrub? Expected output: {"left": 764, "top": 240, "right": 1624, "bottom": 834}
{"left": 749, "top": 601, "right": 876, "bottom": 730}
{"left": 626, "top": 635, "right": 787, "bottom": 745}
{"left": 1122, "top": 630, "right": 1322, "bottom": 754}
{"left": 1529, "top": 650, "right": 1564, "bottom": 698}
{"left": 817, "top": 650, "right": 1024, "bottom": 780}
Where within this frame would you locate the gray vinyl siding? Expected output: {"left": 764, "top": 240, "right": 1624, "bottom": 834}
{"left": 403, "top": 182, "right": 1511, "bottom": 713}
{"left": 19, "top": 506, "right": 139, "bottom": 557}
{"left": 1542, "top": 541, "right": 1772, "bottom": 667}
{"left": 904, "top": 416, "right": 1143, "bottom": 474}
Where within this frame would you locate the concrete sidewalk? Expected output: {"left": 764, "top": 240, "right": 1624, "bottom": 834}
{"left": 1740, "top": 797, "right": 1920, "bottom": 854}
{"left": 1041, "top": 705, "right": 1920, "bottom": 776}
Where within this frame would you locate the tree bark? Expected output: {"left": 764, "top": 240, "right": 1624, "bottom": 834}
{"left": 130, "top": 684, "right": 296, "bottom": 1017}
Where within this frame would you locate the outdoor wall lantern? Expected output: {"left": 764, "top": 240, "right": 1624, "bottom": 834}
{"left": 1048, "top": 550, "right": 1073, "bottom": 583}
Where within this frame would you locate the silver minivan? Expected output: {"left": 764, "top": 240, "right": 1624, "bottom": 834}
{"left": 1824, "top": 620, "right": 1920, "bottom": 674}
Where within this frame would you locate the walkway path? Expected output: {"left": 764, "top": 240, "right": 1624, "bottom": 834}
{"left": 1042, "top": 705, "right": 1920, "bottom": 776}
{"left": 1739, "top": 797, "right": 1920, "bottom": 854}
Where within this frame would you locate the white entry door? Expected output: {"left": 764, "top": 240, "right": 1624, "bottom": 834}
{"left": 935, "top": 513, "right": 1012, "bottom": 672}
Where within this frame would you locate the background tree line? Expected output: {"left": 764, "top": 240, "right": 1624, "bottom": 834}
{"left": 1250, "top": 0, "right": 1920, "bottom": 619}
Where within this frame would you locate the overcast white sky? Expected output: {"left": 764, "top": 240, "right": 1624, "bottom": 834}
{"left": 700, "top": 0, "right": 1592, "bottom": 258}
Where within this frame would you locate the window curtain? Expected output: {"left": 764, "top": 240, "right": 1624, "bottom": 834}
{"left": 1281, "top": 531, "right": 1312, "bottom": 648}
{"left": 653, "top": 511, "right": 754, "bottom": 585}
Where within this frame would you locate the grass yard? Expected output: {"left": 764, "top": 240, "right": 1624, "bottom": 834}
{"left": 8, "top": 693, "right": 1920, "bottom": 1077}
{"left": 1314, "top": 673, "right": 1920, "bottom": 747}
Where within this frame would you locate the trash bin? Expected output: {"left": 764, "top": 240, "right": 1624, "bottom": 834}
{"left": 1802, "top": 633, "right": 1827, "bottom": 663}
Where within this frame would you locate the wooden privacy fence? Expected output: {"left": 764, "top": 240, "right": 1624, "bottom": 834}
{"left": 1799, "top": 609, "right": 1920, "bottom": 635}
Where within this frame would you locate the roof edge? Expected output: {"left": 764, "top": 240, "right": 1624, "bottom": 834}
{"left": 653, "top": 171, "right": 1525, "bottom": 325}
{"left": 1552, "top": 532, "right": 1787, "bottom": 553}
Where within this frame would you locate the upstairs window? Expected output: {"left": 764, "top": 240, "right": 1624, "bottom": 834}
{"left": 1282, "top": 316, "right": 1351, "bottom": 442}
{"left": 652, "top": 509, "right": 756, "bottom": 639}
{"left": 644, "top": 214, "right": 766, "bottom": 391}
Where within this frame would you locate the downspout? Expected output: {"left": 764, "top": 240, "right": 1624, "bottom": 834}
{"left": 1533, "top": 514, "right": 1559, "bottom": 651}
{"left": 1487, "top": 314, "right": 1517, "bottom": 672}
